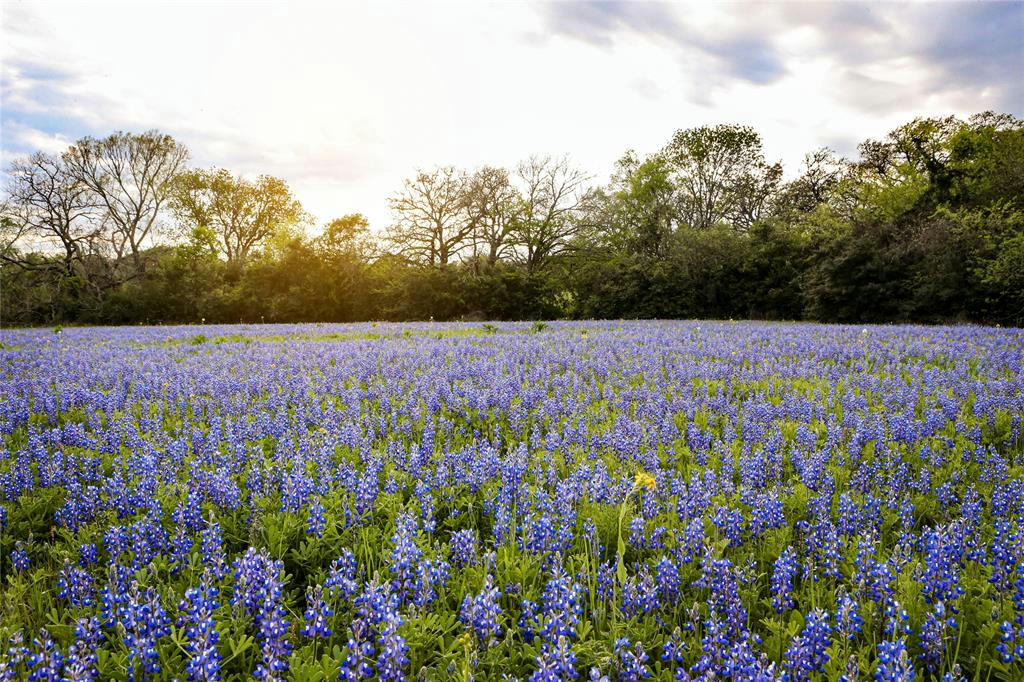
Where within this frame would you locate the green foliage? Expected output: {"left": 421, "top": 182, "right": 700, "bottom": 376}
{"left": 2, "top": 111, "right": 1022, "bottom": 327}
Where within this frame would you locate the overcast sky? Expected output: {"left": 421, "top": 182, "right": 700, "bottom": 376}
{"left": 2, "top": 0, "right": 1022, "bottom": 231}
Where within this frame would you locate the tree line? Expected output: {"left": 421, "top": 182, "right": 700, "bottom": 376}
{"left": 2, "top": 112, "right": 1022, "bottom": 327}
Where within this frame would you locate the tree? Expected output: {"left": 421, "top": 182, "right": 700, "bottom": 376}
{"left": 946, "top": 112, "right": 1024, "bottom": 208}
{"left": 661, "top": 124, "right": 780, "bottom": 230}
{"left": 599, "top": 152, "right": 677, "bottom": 258}
{"left": 774, "top": 148, "right": 848, "bottom": 216}
{"left": 2, "top": 152, "right": 99, "bottom": 277}
{"left": 511, "top": 155, "right": 592, "bottom": 272}
{"left": 311, "top": 214, "right": 375, "bottom": 321}
{"left": 316, "top": 213, "right": 373, "bottom": 262}
{"left": 169, "top": 168, "right": 306, "bottom": 266}
{"left": 386, "top": 167, "right": 479, "bottom": 268}
{"left": 467, "top": 166, "right": 520, "bottom": 266}
{"left": 63, "top": 131, "right": 189, "bottom": 273}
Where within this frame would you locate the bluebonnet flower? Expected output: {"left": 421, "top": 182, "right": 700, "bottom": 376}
{"left": 231, "top": 547, "right": 284, "bottom": 623}
{"left": 875, "top": 637, "right": 913, "bottom": 682}
{"left": 783, "top": 609, "right": 832, "bottom": 682}
{"left": 231, "top": 548, "right": 292, "bottom": 680}
{"left": 628, "top": 517, "right": 646, "bottom": 549}
{"left": 26, "top": 629, "right": 63, "bottom": 682}
{"left": 582, "top": 518, "right": 601, "bottom": 557}
{"left": 678, "top": 518, "right": 705, "bottom": 564}
{"left": 920, "top": 525, "right": 965, "bottom": 606}
{"left": 416, "top": 481, "right": 437, "bottom": 534}
{"left": 376, "top": 609, "right": 409, "bottom": 682}
{"left": 839, "top": 655, "right": 859, "bottom": 682}
{"left": 800, "top": 518, "right": 841, "bottom": 581}
{"left": 833, "top": 587, "right": 863, "bottom": 642}
{"left": 57, "top": 560, "right": 95, "bottom": 607}
{"left": 919, "top": 601, "right": 956, "bottom": 673}
{"left": 301, "top": 584, "right": 334, "bottom": 639}
{"left": 170, "top": 525, "right": 193, "bottom": 575}
{"left": 694, "top": 550, "right": 748, "bottom": 643}
{"left": 867, "top": 558, "right": 897, "bottom": 605}
{"left": 622, "top": 570, "right": 659, "bottom": 619}
{"left": 749, "top": 492, "right": 785, "bottom": 538}
{"left": 307, "top": 499, "right": 327, "bottom": 538}
{"left": 450, "top": 529, "right": 478, "bottom": 568}
{"left": 200, "top": 518, "right": 227, "bottom": 580}
{"left": 389, "top": 512, "right": 423, "bottom": 603}
{"left": 460, "top": 574, "right": 502, "bottom": 643}
{"left": 412, "top": 557, "right": 449, "bottom": 608}
{"left": 103, "top": 525, "right": 129, "bottom": 561}
{"left": 0, "top": 632, "right": 29, "bottom": 682}
{"left": 178, "top": 571, "right": 221, "bottom": 682}
{"left": 352, "top": 458, "right": 383, "bottom": 524}
{"left": 771, "top": 547, "right": 799, "bottom": 614}
{"left": 99, "top": 563, "right": 133, "bottom": 629}
{"left": 662, "top": 626, "right": 687, "bottom": 669}
{"left": 178, "top": 491, "right": 205, "bottom": 532}
{"left": 595, "top": 560, "right": 616, "bottom": 605}
{"left": 531, "top": 636, "right": 578, "bottom": 681}
{"left": 711, "top": 506, "right": 745, "bottom": 547}
{"left": 519, "top": 598, "right": 539, "bottom": 644}
{"left": 123, "top": 585, "right": 172, "bottom": 679}
{"left": 883, "top": 601, "right": 911, "bottom": 639}
{"left": 325, "top": 548, "right": 359, "bottom": 600}
{"left": 63, "top": 616, "right": 103, "bottom": 681}
{"left": 79, "top": 543, "right": 99, "bottom": 567}
{"left": 254, "top": 600, "right": 292, "bottom": 681}
{"left": 615, "top": 637, "right": 651, "bottom": 682}
{"left": 996, "top": 619, "right": 1024, "bottom": 664}
{"left": 10, "top": 546, "right": 29, "bottom": 572}
{"left": 338, "top": 622, "right": 376, "bottom": 681}
{"left": 539, "top": 565, "right": 584, "bottom": 642}
{"left": 655, "top": 555, "right": 681, "bottom": 606}
{"left": 353, "top": 579, "right": 399, "bottom": 632}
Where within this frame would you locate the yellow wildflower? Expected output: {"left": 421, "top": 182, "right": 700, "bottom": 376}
{"left": 634, "top": 471, "right": 656, "bottom": 491}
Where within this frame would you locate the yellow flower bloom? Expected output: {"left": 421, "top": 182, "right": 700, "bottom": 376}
{"left": 634, "top": 471, "right": 656, "bottom": 491}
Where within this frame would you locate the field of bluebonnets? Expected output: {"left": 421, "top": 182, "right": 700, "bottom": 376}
{"left": 0, "top": 320, "right": 1022, "bottom": 682}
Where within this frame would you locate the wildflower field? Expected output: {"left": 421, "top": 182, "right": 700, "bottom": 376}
{"left": 1, "top": 320, "right": 1023, "bottom": 682}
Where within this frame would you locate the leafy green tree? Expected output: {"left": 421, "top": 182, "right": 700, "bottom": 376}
{"left": 661, "top": 124, "right": 780, "bottom": 230}
{"left": 170, "top": 168, "right": 306, "bottom": 266}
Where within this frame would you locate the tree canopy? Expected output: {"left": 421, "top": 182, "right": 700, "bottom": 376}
{"left": 3, "top": 113, "right": 1023, "bottom": 327}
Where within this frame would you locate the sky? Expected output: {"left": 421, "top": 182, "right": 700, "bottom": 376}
{"left": 1, "top": 0, "right": 1022, "bottom": 232}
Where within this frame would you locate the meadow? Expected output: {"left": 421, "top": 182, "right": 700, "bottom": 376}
{"left": 0, "top": 320, "right": 1022, "bottom": 681}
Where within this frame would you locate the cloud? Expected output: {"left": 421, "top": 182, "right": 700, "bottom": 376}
{"left": 538, "top": 1, "right": 1022, "bottom": 112}
{"left": 544, "top": 1, "right": 681, "bottom": 48}
{"left": 540, "top": 1, "right": 787, "bottom": 85}
{"left": 0, "top": 58, "right": 108, "bottom": 158}
{"left": 1, "top": 0, "right": 1020, "bottom": 231}
{"left": 916, "top": 2, "right": 1024, "bottom": 113}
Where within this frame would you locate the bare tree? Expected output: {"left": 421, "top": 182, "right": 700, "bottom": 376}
{"left": 774, "top": 148, "right": 849, "bottom": 216}
{"left": 63, "top": 130, "right": 188, "bottom": 272}
{"left": 170, "top": 168, "right": 305, "bottom": 265}
{"left": 386, "top": 167, "right": 479, "bottom": 267}
{"left": 467, "top": 166, "right": 520, "bottom": 265}
{"left": 1, "top": 152, "right": 100, "bottom": 277}
{"left": 511, "top": 155, "right": 592, "bottom": 272}
{"left": 730, "top": 161, "right": 783, "bottom": 230}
